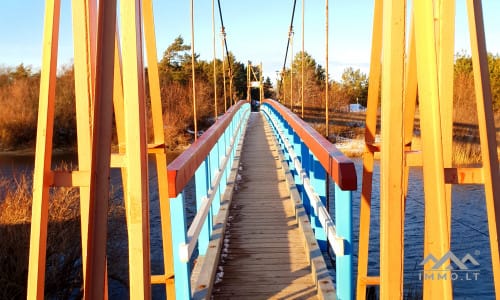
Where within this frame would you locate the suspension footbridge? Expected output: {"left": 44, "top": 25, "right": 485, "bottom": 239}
{"left": 22, "top": 0, "right": 500, "bottom": 299}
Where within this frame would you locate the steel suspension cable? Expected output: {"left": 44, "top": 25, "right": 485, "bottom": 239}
{"left": 217, "top": 0, "right": 233, "bottom": 105}
{"left": 282, "top": 0, "right": 298, "bottom": 72}
{"left": 281, "top": 0, "right": 298, "bottom": 109}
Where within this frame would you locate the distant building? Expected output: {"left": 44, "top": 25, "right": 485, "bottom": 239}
{"left": 349, "top": 103, "right": 366, "bottom": 112}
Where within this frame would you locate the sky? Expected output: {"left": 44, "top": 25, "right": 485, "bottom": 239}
{"left": 1, "top": 1, "right": 500, "bottom": 82}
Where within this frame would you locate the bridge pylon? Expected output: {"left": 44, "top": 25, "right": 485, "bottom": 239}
{"left": 27, "top": 0, "right": 175, "bottom": 298}
{"left": 356, "top": 0, "right": 500, "bottom": 299}
{"left": 246, "top": 61, "right": 264, "bottom": 105}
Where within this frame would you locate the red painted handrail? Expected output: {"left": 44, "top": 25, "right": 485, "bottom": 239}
{"left": 167, "top": 100, "right": 248, "bottom": 198}
{"left": 262, "top": 99, "right": 357, "bottom": 190}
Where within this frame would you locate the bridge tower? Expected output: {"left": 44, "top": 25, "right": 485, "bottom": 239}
{"left": 356, "top": 0, "right": 500, "bottom": 299}
{"left": 246, "top": 61, "right": 264, "bottom": 107}
{"left": 27, "top": 0, "right": 175, "bottom": 298}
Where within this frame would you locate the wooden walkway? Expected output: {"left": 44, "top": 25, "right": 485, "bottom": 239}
{"left": 212, "top": 113, "right": 319, "bottom": 299}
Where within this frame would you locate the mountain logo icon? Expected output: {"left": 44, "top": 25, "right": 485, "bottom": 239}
{"left": 420, "top": 251, "right": 480, "bottom": 270}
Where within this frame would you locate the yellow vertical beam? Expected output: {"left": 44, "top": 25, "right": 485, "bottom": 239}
{"left": 414, "top": 1, "right": 452, "bottom": 299}
{"left": 402, "top": 4, "right": 416, "bottom": 240}
{"left": 27, "top": 1, "right": 61, "bottom": 298}
{"left": 364, "top": 0, "right": 383, "bottom": 147}
{"left": 85, "top": 0, "right": 97, "bottom": 130}
{"left": 325, "top": 0, "right": 329, "bottom": 136}
{"left": 120, "top": 0, "right": 151, "bottom": 298}
{"left": 143, "top": 0, "right": 164, "bottom": 147}
{"left": 260, "top": 62, "right": 263, "bottom": 101}
{"left": 88, "top": 0, "right": 97, "bottom": 97}
{"left": 403, "top": 9, "right": 418, "bottom": 146}
{"left": 71, "top": 0, "right": 96, "bottom": 289}
{"left": 290, "top": 31, "right": 294, "bottom": 111}
{"left": 221, "top": 31, "right": 227, "bottom": 112}
{"left": 113, "top": 31, "right": 126, "bottom": 166}
{"left": 142, "top": 0, "right": 175, "bottom": 297}
{"left": 83, "top": 0, "right": 117, "bottom": 298}
{"left": 223, "top": 35, "right": 226, "bottom": 107}
{"left": 437, "top": 0, "right": 455, "bottom": 243}
{"left": 467, "top": 1, "right": 500, "bottom": 297}
{"left": 212, "top": 0, "right": 218, "bottom": 118}
{"left": 379, "top": 0, "right": 405, "bottom": 299}
{"left": 356, "top": 0, "right": 382, "bottom": 298}
{"left": 190, "top": 0, "right": 198, "bottom": 140}
{"left": 111, "top": 28, "right": 131, "bottom": 227}
{"left": 301, "top": 0, "right": 305, "bottom": 118}
{"left": 247, "top": 61, "right": 251, "bottom": 101}
{"left": 283, "top": 69, "right": 287, "bottom": 107}
{"left": 230, "top": 68, "right": 234, "bottom": 106}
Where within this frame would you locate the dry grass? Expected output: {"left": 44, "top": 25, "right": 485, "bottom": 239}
{"left": 453, "top": 141, "right": 482, "bottom": 165}
{"left": 0, "top": 65, "right": 77, "bottom": 151}
{"left": 0, "top": 77, "right": 39, "bottom": 150}
{"left": 0, "top": 167, "right": 128, "bottom": 299}
{"left": 0, "top": 64, "right": 216, "bottom": 151}
{"left": 160, "top": 81, "right": 213, "bottom": 149}
{"left": 0, "top": 173, "right": 82, "bottom": 299}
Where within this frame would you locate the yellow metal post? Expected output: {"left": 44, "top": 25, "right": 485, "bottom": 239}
{"left": 221, "top": 29, "right": 227, "bottom": 112}
{"left": 437, "top": 0, "right": 455, "bottom": 245}
{"left": 119, "top": 0, "right": 152, "bottom": 298}
{"left": 403, "top": 11, "right": 417, "bottom": 147}
{"left": 290, "top": 30, "right": 294, "bottom": 111}
{"left": 467, "top": 1, "right": 500, "bottom": 297}
{"left": 283, "top": 69, "right": 287, "bottom": 107}
{"left": 325, "top": 0, "right": 329, "bottom": 137}
{"left": 212, "top": 0, "right": 218, "bottom": 119}
{"left": 402, "top": 6, "right": 417, "bottom": 212}
{"left": 83, "top": 0, "right": 117, "bottom": 298}
{"left": 414, "top": 1, "right": 453, "bottom": 298}
{"left": 301, "top": 0, "right": 305, "bottom": 118}
{"left": 247, "top": 61, "right": 251, "bottom": 101}
{"left": 356, "top": 0, "right": 382, "bottom": 298}
{"left": 260, "top": 62, "right": 264, "bottom": 101}
{"left": 27, "top": 1, "right": 61, "bottom": 298}
{"left": 71, "top": 0, "right": 96, "bottom": 289}
{"left": 143, "top": 0, "right": 175, "bottom": 296}
{"left": 379, "top": 1, "right": 406, "bottom": 299}
{"left": 190, "top": 0, "right": 198, "bottom": 140}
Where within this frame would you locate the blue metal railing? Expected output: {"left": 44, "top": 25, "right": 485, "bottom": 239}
{"left": 167, "top": 101, "right": 250, "bottom": 299}
{"left": 261, "top": 99, "right": 357, "bottom": 300}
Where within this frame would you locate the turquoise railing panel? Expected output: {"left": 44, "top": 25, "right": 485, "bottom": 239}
{"left": 167, "top": 101, "right": 250, "bottom": 299}
{"left": 261, "top": 99, "right": 357, "bottom": 300}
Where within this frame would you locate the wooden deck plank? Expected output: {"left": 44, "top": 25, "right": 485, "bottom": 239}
{"left": 213, "top": 283, "right": 318, "bottom": 300}
{"left": 212, "top": 113, "right": 319, "bottom": 300}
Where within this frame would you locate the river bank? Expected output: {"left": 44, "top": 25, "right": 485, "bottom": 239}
{"left": 334, "top": 135, "right": 500, "bottom": 166}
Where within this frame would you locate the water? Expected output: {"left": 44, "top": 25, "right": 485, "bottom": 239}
{"left": 0, "top": 154, "right": 495, "bottom": 298}
{"left": 341, "top": 157, "right": 495, "bottom": 299}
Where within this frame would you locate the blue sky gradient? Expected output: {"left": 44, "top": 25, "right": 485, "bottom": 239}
{"left": 1, "top": 1, "right": 499, "bottom": 81}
